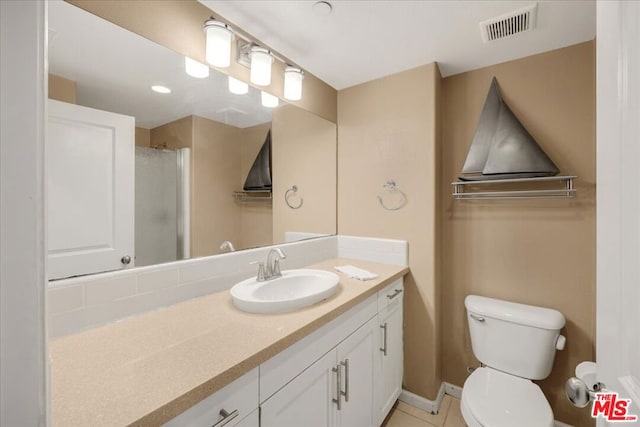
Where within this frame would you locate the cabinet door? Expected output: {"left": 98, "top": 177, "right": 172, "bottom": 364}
{"left": 261, "top": 350, "right": 337, "bottom": 427}
{"left": 377, "top": 294, "right": 404, "bottom": 423}
{"left": 336, "top": 316, "right": 377, "bottom": 427}
{"left": 47, "top": 99, "right": 134, "bottom": 279}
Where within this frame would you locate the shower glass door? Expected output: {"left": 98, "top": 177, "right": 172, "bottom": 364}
{"left": 135, "top": 147, "right": 190, "bottom": 267}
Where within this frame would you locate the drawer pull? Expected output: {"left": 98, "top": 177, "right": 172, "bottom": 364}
{"left": 212, "top": 408, "right": 239, "bottom": 427}
{"left": 380, "top": 323, "right": 388, "bottom": 356}
{"left": 340, "top": 359, "right": 350, "bottom": 402}
{"left": 332, "top": 365, "right": 342, "bottom": 410}
{"left": 386, "top": 289, "right": 403, "bottom": 300}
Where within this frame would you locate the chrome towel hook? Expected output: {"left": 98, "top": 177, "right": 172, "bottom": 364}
{"left": 378, "top": 180, "right": 406, "bottom": 211}
{"left": 285, "top": 185, "right": 303, "bottom": 209}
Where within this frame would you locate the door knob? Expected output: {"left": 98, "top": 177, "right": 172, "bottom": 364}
{"left": 121, "top": 255, "right": 132, "bottom": 265}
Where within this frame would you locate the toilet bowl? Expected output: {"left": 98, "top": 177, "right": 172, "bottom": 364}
{"left": 462, "top": 295, "right": 566, "bottom": 427}
{"left": 461, "top": 368, "right": 554, "bottom": 427}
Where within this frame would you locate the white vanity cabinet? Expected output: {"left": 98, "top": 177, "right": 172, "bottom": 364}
{"left": 375, "top": 280, "right": 404, "bottom": 425}
{"left": 165, "top": 278, "right": 404, "bottom": 427}
{"left": 261, "top": 316, "right": 377, "bottom": 427}
{"left": 261, "top": 279, "right": 404, "bottom": 427}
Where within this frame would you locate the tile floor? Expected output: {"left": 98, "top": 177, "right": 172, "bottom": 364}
{"left": 382, "top": 395, "right": 466, "bottom": 427}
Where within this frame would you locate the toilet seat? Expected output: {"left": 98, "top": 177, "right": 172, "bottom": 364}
{"left": 461, "top": 367, "right": 554, "bottom": 427}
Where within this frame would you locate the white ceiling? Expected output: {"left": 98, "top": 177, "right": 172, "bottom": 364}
{"left": 48, "top": 0, "right": 273, "bottom": 129}
{"left": 200, "top": 0, "right": 596, "bottom": 90}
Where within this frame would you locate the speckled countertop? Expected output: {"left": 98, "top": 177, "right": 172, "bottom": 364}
{"left": 49, "top": 258, "right": 409, "bottom": 426}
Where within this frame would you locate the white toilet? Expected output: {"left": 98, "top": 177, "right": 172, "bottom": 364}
{"left": 461, "top": 295, "right": 566, "bottom": 427}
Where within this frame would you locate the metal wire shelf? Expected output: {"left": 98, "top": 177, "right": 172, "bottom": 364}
{"left": 452, "top": 176, "right": 577, "bottom": 200}
{"left": 233, "top": 190, "right": 272, "bottom": 202}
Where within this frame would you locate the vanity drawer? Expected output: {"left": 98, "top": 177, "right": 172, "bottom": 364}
{"left": 377, "top": 279, "right": 404, "bottom": 312}
{"left": 163, "top": 367, "right": 259, "bottom": 427}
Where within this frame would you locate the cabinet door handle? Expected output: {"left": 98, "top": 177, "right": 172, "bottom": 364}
{"left": 340, "top": 359, "right": 350, "bottom": 402}
{"left": 387, "top": 289, "right": 403, "bottom": 300}
{"left": 380, "top": 323, "right": 388, "bottom": 356}
{"left": 211, "top": 408, "right": 238, "bottom": 427}
{"left": 332, "top": 365, "right": 342, "bottom": 410}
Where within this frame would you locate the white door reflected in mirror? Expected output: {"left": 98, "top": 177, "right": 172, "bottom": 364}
{"left": 47, "top": 100, "right": 134, "bottom": 280}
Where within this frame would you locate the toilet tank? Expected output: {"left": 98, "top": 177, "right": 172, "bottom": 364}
{"left": 465, "top": 295, "right": 565, "bottom": 380}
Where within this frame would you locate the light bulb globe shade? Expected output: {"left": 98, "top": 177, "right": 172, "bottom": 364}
{"left": 261, "top": 91, "right": 279, "bottom": 108}
{"left": 250, "top": 47, "right": 273, "bottom": 86}
{"left": 228, "top": 76, "right": 248, "bottom": 95}
{"left": 284, "top": 67, "right": 304, "bottom": 101}
{"left": 184, "top": 57, "right": 210, "bottom": 78}
{"left": 204, "top": 20, "right": 232, "bottom": 68}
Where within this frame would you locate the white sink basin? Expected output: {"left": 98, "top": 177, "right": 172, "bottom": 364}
{"left": 230, "top": 269, "right": 340, "bottom": 314}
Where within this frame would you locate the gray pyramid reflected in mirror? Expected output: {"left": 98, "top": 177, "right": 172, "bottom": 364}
{"left": 459, "top": 78, "right": 559, "bottom": 181}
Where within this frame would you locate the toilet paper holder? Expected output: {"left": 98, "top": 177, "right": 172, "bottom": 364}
{"left": 566, "top": 377, "right": 607, "bottom": 408}
{"left": 566, "top": 361, "right": 606, "bottom": 408}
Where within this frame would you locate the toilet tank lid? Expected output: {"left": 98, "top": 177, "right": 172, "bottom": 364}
{"left": 465, "top": 295, "right": 565, "bottom": 330}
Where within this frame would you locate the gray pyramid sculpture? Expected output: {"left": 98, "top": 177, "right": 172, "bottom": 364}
{"left": 459, "top": 78, "right": 559, "bottom": 181}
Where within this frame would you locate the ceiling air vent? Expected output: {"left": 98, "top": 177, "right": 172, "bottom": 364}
{"left": 479, "top": 3, "right": 538, "bottom": 43}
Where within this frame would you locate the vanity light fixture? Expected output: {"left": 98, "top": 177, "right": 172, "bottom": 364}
{"left": 202, "top": 18, "right": 305, "bottom": 100}
{"left": 151, "top": 85, "right": 171, "bottom": 94}
{"left": 261, "top": 91, "right": 279, "bottom": 108}
{"left": 284, "top": 67, "right": 304, "bottom": 101}
{"left": 250, "top": 47, "right": 273, "bottom": 86}
{"left": 228, "top": 76, "right": 249, "bottom": 95}
{"left": 184, "top": 57, "right": 210, "bottom": 78}
{"left": 203, "top": 19, "right": 232, "bottom": 68}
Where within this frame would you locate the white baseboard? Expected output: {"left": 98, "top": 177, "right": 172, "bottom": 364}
{"left": 444, "top": 382, "right": 463, "bottom": 399}
{"left": 399, "top": 383, "right": 445, "bottom": 414}
{"left": 400, "top": 381, "right": 574, "bottom": 427}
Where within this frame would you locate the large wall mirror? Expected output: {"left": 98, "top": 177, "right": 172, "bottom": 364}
{"left": 47, "top": 0, "right": 337, "bottom": 280}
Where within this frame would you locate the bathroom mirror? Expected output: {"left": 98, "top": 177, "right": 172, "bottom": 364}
{"left": 47, "top": 0, "right": 336, "bottom": 279}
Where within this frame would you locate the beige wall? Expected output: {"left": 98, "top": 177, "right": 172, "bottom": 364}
{"left": 239, "top": 123, "right": 273, "bottom": 249}
{"left": 441, "top": 41, "right": 595, "bottom": 426}
{"left": 49, "top": 74, "right": 77, "bottom": 104}
{"left": 150, "top": 116, "right": 275, "bottom": 256}
{"left": 150, "top": 115, "right": 193, "bottom": 150}
{"left": 191, "top": 116, "right": 243, "bottom": 257}
{"left": 338, "top": 63, "right": 442, "bottom": 399}
{"left": 67, "top": 0, "right": 337, "bottom": 123}
{"left": 48, "top": 73, "right": 152, "bottom": 148}
{"left": 135, "top": 127, "right": 150, "bottom": 147}
{"left": 273, "top": 104, "right": 337, "bottom": 244}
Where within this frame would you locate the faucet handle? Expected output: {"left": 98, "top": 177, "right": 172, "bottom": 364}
{"left": 272, "top": 259, "right": 282, "bottom": 277}
{"left": 250, "top": 261, "right": 266, "bottom": 282}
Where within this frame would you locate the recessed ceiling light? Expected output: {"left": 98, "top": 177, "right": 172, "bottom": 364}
{"left": 151, "top": 85, "right": 171, "bottom": 94}
{"left": 312, "top": 1, "right": 332, "bottom": 16}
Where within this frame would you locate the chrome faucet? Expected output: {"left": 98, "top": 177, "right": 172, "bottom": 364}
{"left": 219, "top": 241, "right": 235, "bottom": 253}
{"left": 266, "top": 248, "right": 286, "bottom": 279}
{"left": 252, "top": 248, "right": 287, "bottom": 282}
{"left": 265, "top": 248, "right": 287, "bottom": 280}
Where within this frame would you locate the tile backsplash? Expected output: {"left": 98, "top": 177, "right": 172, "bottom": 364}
{"left": 338, "top": 235, "right": 408, "bottom": 266}
{"left": 48, "top": 235, "right": 407, "bottom": 338}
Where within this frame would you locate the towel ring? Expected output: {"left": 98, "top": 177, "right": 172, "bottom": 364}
{"left": 377, "top": 180, "right": 406, "bottom": 211}
{"left": 285, "top": 185, "right": 303, "bottom": 209}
